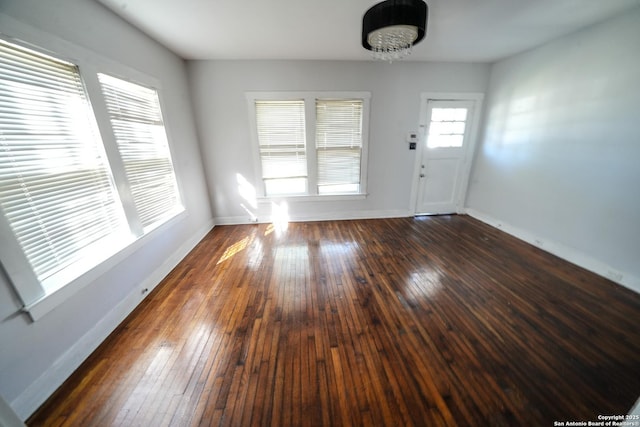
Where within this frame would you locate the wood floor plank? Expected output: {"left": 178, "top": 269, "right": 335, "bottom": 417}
{"left": 27, "top": 215, "right": 640, "bottom": 426}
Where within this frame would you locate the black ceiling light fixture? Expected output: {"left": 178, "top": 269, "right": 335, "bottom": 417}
{"left": 362, "top": 0, "right": 428, "bottom": 62}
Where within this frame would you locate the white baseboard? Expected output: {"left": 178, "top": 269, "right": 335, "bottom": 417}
{"left": 0, "top": 394, "right": 24, "bottom": 427}
{"left": 466, "top": 208, "right": 640, "bottom": 295}
{"left": 11, "top": 220, "right": 214, "bottom": 421}
{"left": 214, "top": 209, "right": 412, "bottom": 225}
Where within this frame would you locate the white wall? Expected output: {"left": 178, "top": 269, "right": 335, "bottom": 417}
{"left": 0, "top": 0, "right": 212, "bottom": 420}
{"left": 188, "top": 60, "right": 490, "bottom": 223}
{"left": 466, "top": 8, "right": 640, "bottom": 292}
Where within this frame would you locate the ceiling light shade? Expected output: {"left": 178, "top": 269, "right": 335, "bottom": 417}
{"left": 362, "top": 0, "right": 428, "bottom": 62}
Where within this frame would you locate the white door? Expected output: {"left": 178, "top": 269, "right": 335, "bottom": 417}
{"left": 415, "top": 99, "right": 479, "bottom": 215}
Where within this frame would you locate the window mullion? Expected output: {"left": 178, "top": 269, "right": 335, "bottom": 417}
{"left": 83, "top": 73, "right": 144, "bottom": 237}
{"left": 305, "top": 96, "right": 318, "bottom": 196}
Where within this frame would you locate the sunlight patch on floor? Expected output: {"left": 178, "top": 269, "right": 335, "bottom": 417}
{"left": 217, "top": 236, "right": 250, "bottom": 264}
{"left": 271, "top": 201, "right": 289, "bottom": 236}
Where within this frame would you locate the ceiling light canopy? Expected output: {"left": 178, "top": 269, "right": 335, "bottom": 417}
{"left": 362, "top": 0, "right": 428, "bottom": 62}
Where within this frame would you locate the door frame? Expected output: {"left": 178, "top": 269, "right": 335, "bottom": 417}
{"left": 409, "top": 92, "right": 484, "bottom": 215}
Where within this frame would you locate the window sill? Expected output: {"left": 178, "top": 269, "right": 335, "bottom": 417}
{"left": 23, "top": 208, "right": 187, "bottom": 321}
{"left": 257, "top": 193, "right": 368, "bottom": 203}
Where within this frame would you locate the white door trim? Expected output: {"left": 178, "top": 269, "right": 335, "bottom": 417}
{"left": 409, "top": 92, "right": 484, "bottom": 215}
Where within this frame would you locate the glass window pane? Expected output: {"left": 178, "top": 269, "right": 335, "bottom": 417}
{"left": 454, "top": 108, "right": 468, "bottom": 121}
{"left": 430, "top": 108, "right": 446, "bottom": 122}
{"left": 0, "top": 39, "right": 129, "bottom": 288}
{"left": 316, "top": 99, "right": 363, "bottom": 191}
{"left": 449, "top": 135, "right": 464, "bottom": 147}
{"left": 427, "top": 135, "right": 445, "bottom": 148}
{"left": 452, "top": 122, "right": 466, "bottom": 134}
{"left": 316, "top": 99, "right": 363, "bottom": 149}
{"left": 442, "top": 122, "right": 455, "bottom": 134}
{"left": 265, "top": 178, "right": 307, "bottom": 195}
{"left": 427, "top": 105, "right": 469, "bottom": 148}
{"left": 99, "top": 74, "right": 183, "bottom": 230}
{"left": 429, "top": 121, "right": 444, "bottom": 135}
{"left": 255, "top": 100, "right": 307, "bottom": 194}
{"left": 317, "top": 148, "right": 361, "bottom": 188}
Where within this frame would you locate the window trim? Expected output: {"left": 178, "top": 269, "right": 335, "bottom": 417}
{"left": 246, "top": 91, "right": 371, "bottom": 200}
{"left": 0, "top": 27, "right": 186, "bottom": 321}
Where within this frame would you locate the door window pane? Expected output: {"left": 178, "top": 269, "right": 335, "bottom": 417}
{"left": 427, "top": 107, "right": 468, "bottom": 148}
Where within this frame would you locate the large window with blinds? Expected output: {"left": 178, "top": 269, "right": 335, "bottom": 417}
{"left": 248, "top": 92, "right": 370, "bottom": 198}
{"left": 98, "top": 74, "right": 182, "bottom": 230}
{"left": 0, "top": 38, "right": 183, "bottom": 316}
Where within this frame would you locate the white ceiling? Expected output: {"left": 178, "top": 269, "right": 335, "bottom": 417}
{"left": 96, "top": 0, "right": 640, "bottom": 62}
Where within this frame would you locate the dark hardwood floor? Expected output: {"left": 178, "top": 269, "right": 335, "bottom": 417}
{"left": 28, "top": 215, "right": 640, "bottom": 426}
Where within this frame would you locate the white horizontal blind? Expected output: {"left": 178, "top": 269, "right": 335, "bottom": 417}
{"left": 315, "top": 99, "right": 363, "bottom": 194}
{"left": 98, "top": 73, "right": 181, "bottom": 229}
{"left": 0, "top": 40, "right": 128, "bottom": 283}
{"left": 255, "top": 100, "right": 307, "bottom": 195}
